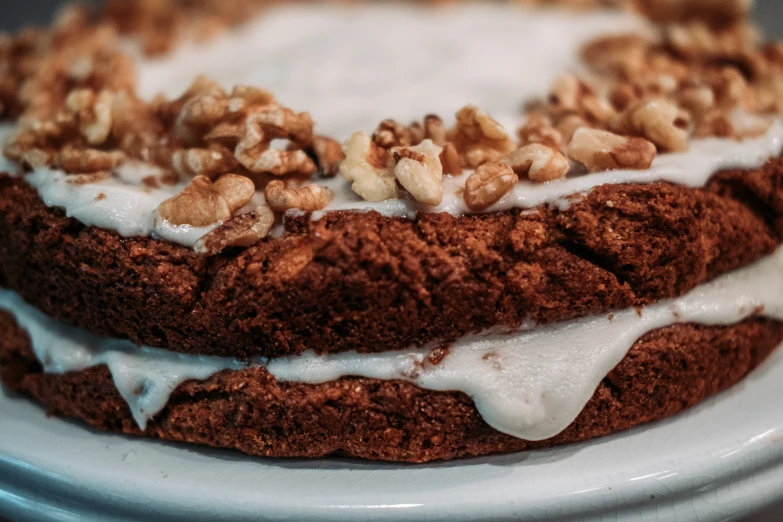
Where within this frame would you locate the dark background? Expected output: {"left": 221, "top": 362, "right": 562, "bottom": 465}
{"left": 1, "top": 1, "right": 782, "bottom": 521}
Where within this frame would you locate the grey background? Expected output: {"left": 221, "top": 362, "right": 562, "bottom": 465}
{"left": 1, "top": 1, "right": 781, "bottom": 521}
{"left": 2, "top": 0, "right": 783, "bottom": 33}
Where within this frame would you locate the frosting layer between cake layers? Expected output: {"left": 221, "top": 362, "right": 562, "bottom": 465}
{"left": 2, "top": 247, "right": 781, "bottom": 440}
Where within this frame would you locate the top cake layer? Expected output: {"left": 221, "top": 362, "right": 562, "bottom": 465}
{"left": 0, "top": 0, "right": 782, "bottom": 358}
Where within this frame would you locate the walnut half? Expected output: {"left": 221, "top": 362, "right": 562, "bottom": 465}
{"left": 464, "top": 162, "right": 518, "bottom": 211}
{"left": 392, "top": 140, "right": 444, "bottom": 206}
{"left": 567, "top": 128, "right": 657, "bottom": 172}
{"left": 155, "top": 174, "right": 255, "bottom": 227}
{"left": 193, "top": 205, "right": 275, "bottom": 256}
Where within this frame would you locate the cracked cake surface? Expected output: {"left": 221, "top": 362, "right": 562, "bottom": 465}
{"left": 1, "top": 0, "right": 782, "bottom": 462}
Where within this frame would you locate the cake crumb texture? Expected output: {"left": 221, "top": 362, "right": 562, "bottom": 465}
{"left": 0, "top": 311, "right": 779, "bottom": 462}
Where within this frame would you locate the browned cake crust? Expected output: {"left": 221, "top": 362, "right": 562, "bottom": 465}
{"left": 0, "top": 311, "right": 779, "bottom": 462}
{"left": 1, "top": 156, "right": 782, "bottom": 359}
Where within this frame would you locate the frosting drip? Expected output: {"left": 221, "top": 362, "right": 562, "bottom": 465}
{"left": 1, "top": 247, "right": 781, "bottom": 439}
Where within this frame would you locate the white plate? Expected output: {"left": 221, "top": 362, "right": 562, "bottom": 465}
{"left": 1, "top": 346, "right": 783, "bottom": 522}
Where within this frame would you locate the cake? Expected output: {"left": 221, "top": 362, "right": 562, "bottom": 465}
{"left": 0, "top": 0, "right": 782, "bottom": 463}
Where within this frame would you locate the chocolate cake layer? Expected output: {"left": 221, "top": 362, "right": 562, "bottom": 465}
{"left": 0, "top": 157, "right": 781, "bottom": 359}
{"left": 1, "top": 311, "right": 780, "bottom": 462}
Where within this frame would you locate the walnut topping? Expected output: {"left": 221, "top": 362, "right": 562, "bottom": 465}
{"left": 242, "top": 148, "right": 317, "bottom": 177}
{"left": 612, "top": 98, "right": 690, "bottom": 152}
{"left": 264, "top": 180, "right": 332, "bottom": 212}
{"left": 311, "top": 135, "right": 345, "bottom": 177}
{"left": 55, "top": 146, "right": 126, "bottom": 173}
{"left": 340, "top": 132, "right": 399, "bottom": 202}
{"left": 66, "top": 88, "right": 114, "bottom": 145}
{"left": 518, "top": 115, "right": 563, "bottom": 150}
{"left": 155, "top": 174, "right": 255, "bottom": 227}
{"left": 392, "top": 140, "right": 444, "bottom": 206}
{"left": 677, "top": 85, "right": 716, "bottom": 119}
{"left": 464, "top": 162, "right": 518, "bottom": 211}
{"left": 501, "top": 143, "right": 570, "bottom": 183}
{"left": 448, "top": 105, "right": 516, "bottom": 168}
{"left": 567, "top": 127, "right": 657, "bottom": 172}
{"left": 234, "top": 109, "right": 315, "bottom": 174}
{"left": 172, "top": 146, "right": 237, "bottom": 179}
{"left": 373, "top": 119, "right": 418, "bottom": 149}
{"left": 581, "top": 34, "right": 651, "bottom": 78}
{"left": 423, "top": 114, "right": 446, "bottom": 146}
{"left": 439, "top": 142, "right": 462, "bottom": 176}
{"left": 193, "top": 205, "right": 275, "bottom": 256}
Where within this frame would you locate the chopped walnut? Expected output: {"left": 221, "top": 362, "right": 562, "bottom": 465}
{"left": 567, "top": 127, "right": 657, "bottom": 172}
{"left": 193, "top": 205, "right": 275, "bottom": 256}
{"left": 226, "top": 85, "right": 276, "bottom": 114}
{"left": 448, "top": 105, "right": 516, "bottom": 168}
{"left": 439, "top": 142, "right": 462, "bottom": 176}
{"left": 264, "top": 180, "right": 332, "bottom": 212}
{"left": 423, "top": 114, "right": 446, "bottom": 146}
{"left": 244, "top": 149, "right": 317, "bottom": 177}
{"left": 311, "top": 135, "right": 345, "bottom": 177}
{"left": 518, "top": 115, "right": 563, "bottom": 150}
{"left": 677, "top": 85, "right": 716, "bottom": 119}
{"left": 66, "top": 88, "right": 114, "bottom": 145}
{"left": 501, "top": 143, "right": 570, "bottom": 183}
{"left": 549, "top": 74, "right": 616, "bottom": 125}
{"left": 244, "top": 107, "right": 313, "bottom": 143}
{"left": 581, "top": 34, "right": 651, "bottom": 78}
{"left": 555, "top": 114, "right": 589, "bottom": 145}
{"left": 708, "top": 66, "right": 750, "bottom": 109}
{"left": 340, "top": 132, "right": 399, "bottom": 202}
{"left": 392, "top": 140, "right": 444, "bottom": 206}
{"left": 693, "top": 108, "right": 772, "bottom": 139}
{"left": 234, "top": 108, "right": 315, "bottom": 173}
{"left": 55, "top": 146, "right": 126, "bottom": 173}
{"left": 612, "top": 98, "right": 690, "bottom": 152}
{"left": 65, "top": 171, "right": 112, "bottom": 185}
{"left": 172, "top": 146, "right": 238, "bottom": 179}
{"left": 373, "top": 119, "right": 418, "bottom": 149}
{"left": 175, "top": 86, "right": 229, "bottom": 145}
{"left": 155, "top": 174, "right": 255, "bottom": 227}
{"left": 464, "top": 162, "right": 518, "bottom": 211}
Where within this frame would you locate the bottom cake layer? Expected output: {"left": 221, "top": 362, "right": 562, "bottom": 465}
{"left": 1, "top": 311, "right": 781, "bottom": 462}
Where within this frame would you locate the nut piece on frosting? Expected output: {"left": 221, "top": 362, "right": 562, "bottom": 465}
{"left": 66, "top": 88, "right": 114, "bottom": 145}
{"left": 264, "top": 180, "right": 333, "bottom": 212}
{"left": 242, "top": 148, "right": 317, "bottom": 177}
{"left": 234, "top": 109, "right": 316, "bottom": 174}
{"left": 55, "top": 146, "right": 126, "bottom": 173}
{"left": 172, "top": 146, "right": 238, "bottom": 179}
{"left": 464, "top": 162, "right": 518, "bottom": 211}
{"left": 611, "top": 98, "right": 690, "bottom": 152}
{"left": 154, "top": 174, "right": 255, "bottom": 227}
{"left": 439, "top": 142, "right": 462, "bottom": 176}
{"left": 311, "top": 135, "right": 346, "bottom": 177}
{"left": 501, "top": 143, "right": 570, "bottom": 183}
{"left": 193, "top": 205, "right": 275, "bottom": 256}
{"left": 567, "top": 128, "right": 657, "bottom": 172}
{"left": 448, "top": 105, "right": 516, "bottom": 168}
{"left": 340, "top": 132, "right": 400, "bottom": 202}
{"left": 392, "top": 140, "right": 444, "bottom": 207}
{"left": 373, "top": 119, "right": 419, "bottom": 149}
{"left": 517, "top": 115, "right": 563, "bottom": 150}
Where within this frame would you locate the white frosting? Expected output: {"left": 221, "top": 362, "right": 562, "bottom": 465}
{"left": 136, "top": 4, "right": 649, "bottom": 138}
{"left": 0, "top": 1, "right": 780, "bottom": 253}
{"left": 315, "top": 119, "right": 783, "bottom": 217}
{"left": 3, "top": 4, "right": 782, "bottom": 246}
{"left": 2, "top": 247, "right": 782, "bottom": 439}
